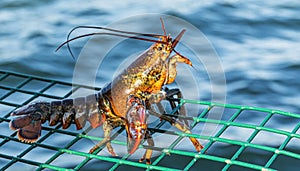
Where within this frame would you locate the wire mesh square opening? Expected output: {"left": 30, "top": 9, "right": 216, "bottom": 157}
{"left": 46, "top": 152, "right": 87, "bottom": 169}
{"left": 228, "top": 165, "right": 259, "bottom": 171}
{"left": 0, "top": 158, "right": 10, "bottom": 169}
{"left": 6, "top": 161, "right": 39, "bottom": 171}
{"left": 79, "top": 158, "right": 115, "bottom": 171}
{"left": 235, "top": 147, "right": 274, "bottom": 166}
{"left": 21, "top": 147, "right": 58, "bottom": 164}
{"left": 156, "top": 153, "right": 194, "bottom": 170}
{"left": 0, "top": 75, "right": 25, "bottom": 87}
{"left": 43, "top": 84, "right": 72, "bottom": 97}
{"left": 284, "top": 137, "right": 300, "bottom": 154}
{"left": 189, "top": 158, "right": 226, "bottom": 171}
{"left": 205, "top": 142, "right": 241, "bottom": 159}
{"left": 269, "top": 154, "right": 300, "bottom": 171}
{"left": 19, "top": 80, "right": 52, "bottom": 92}
{"left": 250, "top": 131, "right": 287, "bottom": 148}
{"left": 264, "top": 113, "right": 300, "bottom": 133}
{"left": 4, "top": 92, "right": 34, "bottom": 105}
{"left": 219, "top": 126, "right": 255, "bottom": 142}
{"left": 233, "top": 110, "right": 268, "bottom": 126}
{"left": 0, "top": 140, "right": 31, "bottom": 157}
{"left": 41, "top": 132, "right": 79, "bottom": 149}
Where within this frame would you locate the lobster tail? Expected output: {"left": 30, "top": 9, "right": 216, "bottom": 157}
{"left": 49, "top": 99, "right": 79, "bottom": 129}
{"left": 9, "top": 93, "right": 106, "bottom": 143}
{"left": 49, "top": 99, "right": 75, "bottom": 129}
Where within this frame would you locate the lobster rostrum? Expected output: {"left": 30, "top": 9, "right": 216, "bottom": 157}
{"left": 9, "top": 19, "right": 203, "bottom": 164}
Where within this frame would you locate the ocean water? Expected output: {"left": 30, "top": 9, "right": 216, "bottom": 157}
{"left": 0, "top": 0, "right": 300, "bottom": 170}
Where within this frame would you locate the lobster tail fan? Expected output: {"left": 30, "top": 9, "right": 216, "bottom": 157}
{"left": 10, "top": 115, "right": 42, "bottom": 143}
{"left": 17, "top": 121, "right": 42, "bottom": 143}
{"left": 9, "top": 103, "right": 46, "bottom": 143}
{"left": 9, "top": 115, "right": 33, "bottom": 130}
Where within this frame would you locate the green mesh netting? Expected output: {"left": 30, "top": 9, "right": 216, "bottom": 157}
{"left": 0, "top": 70, "right": 299, "bottom": 171}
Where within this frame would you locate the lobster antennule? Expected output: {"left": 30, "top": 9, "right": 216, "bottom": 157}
{"left": 172, "top": 29, "right": 186, "bottom": 49}
{"left": 170, "top": 30, "right": 192, "bottom": 67}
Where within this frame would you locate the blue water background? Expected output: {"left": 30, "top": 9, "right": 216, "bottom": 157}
{"left": 0, "top": 0, "right": 300, "bottom": 170}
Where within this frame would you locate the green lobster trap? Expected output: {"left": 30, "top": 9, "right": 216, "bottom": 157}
{"left": 0, "top": 70, "right": 299, "bottom": 171}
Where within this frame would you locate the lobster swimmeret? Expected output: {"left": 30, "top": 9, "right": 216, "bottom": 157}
{"left": 9, "top": 19, "right": 203, "bottom": 164}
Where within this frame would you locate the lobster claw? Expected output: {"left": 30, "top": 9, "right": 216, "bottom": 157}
{"left": 125, "top": 95, "right": 147, "bottom": 154}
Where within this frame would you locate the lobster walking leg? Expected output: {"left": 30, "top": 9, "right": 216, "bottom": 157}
{"left": 139, "top": 131, "right": 154, "bottom": 164}
{"left": 89, "top": 120, "right": 117, "bottom": 156}
{"left": 147, "top": 87, "right": 190, "bottom": 127}
{"left": 148, "top": 109, "right": 203, "bottom": 152}
{"left": 170, "top": 117, "right": 203, "bottom": 151}
{"left": 164, "top": 87, "right": 190, "bottom": 127}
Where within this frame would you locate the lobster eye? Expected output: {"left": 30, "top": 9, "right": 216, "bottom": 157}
{"left": 157, "top": 46, "right": 163, "bottom": 51}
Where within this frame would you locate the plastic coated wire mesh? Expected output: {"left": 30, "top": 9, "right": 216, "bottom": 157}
{"left": 0, "top": 70, "right": 300, "bottom": 171}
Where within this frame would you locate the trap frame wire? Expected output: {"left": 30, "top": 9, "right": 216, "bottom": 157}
{"left": 0, "top": 70, "right": 299, "bottom": 171}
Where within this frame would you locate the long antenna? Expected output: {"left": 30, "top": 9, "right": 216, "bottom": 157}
{"left": 68, "top": 26, "right": 163, "bottom": 38}
{"left": 56, "top": 32, "right": 167, "bottom": 52}
{"left": 56, "top": 32, "right": 168, "bottom": 59}
{"left": 57, "top": 25, "right": 165, "bottom": 59}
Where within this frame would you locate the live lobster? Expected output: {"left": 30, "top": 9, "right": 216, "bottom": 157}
{"left": 9, "top": 18, "right": 203, "bottom": 164}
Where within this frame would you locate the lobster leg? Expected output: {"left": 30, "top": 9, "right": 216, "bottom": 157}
{"left": 170, "top": 117, "right": 203, "bottom": 151}
{"left": 148, "top": 109, "right": 203, "bottom": 152}
{"left": 89, "top": 120, "right": 117, "bottom": 156}
{"left": 139, "top": 130, "right": 154, "bottom": 164}
{"left": 164, "top": 87, "right": 190, "bottom": 127}
{"left": 148, "top": 87, "right": 190, "bottom": 127}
